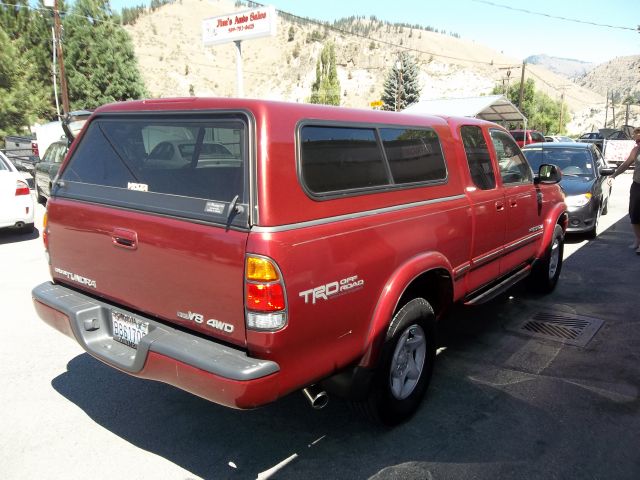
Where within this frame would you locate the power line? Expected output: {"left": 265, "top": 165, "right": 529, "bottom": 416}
{"left": 471, "top": 0, "right": 637, "bottom": 31}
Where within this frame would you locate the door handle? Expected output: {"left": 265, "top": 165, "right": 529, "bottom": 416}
{"left": 510, "top": 199, "right": 518, "bottom": 207}
{"left": 112, "top": 228, "right": 138, "bottom": 250}
{"left": 495, "top": 201, "right": 505, "bottom": 211}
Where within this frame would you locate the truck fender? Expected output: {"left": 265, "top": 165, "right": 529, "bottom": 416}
{"left": 536, "top": 203, "right": 568, "bottom": 258}
{"left": 358, "top": 251, "right": 453, "bottom": 369}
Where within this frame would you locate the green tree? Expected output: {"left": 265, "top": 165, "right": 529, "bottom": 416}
{"left": 63, "top": 0, "right": 146, "bottom": 110}
{"left": 0, "top": 0, "right": 30, "bottom": 40}
{"left": 309, "top": 42, "right": 340, "bottom": 106}
{"left": 0, "top": 26, "right": 36, "bottom": 136}
{"left": 20, "top": 0, "right": 59, "bottom": 120}
{"left": 493, "top": 79, "right": 570, "bottom": 133}
{"left": 381, "top": 51, "right": 421, "bottom": 111}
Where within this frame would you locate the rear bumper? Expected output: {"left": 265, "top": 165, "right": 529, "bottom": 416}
{"left": 32, "top": 282, "right": 281, "bottom": 409}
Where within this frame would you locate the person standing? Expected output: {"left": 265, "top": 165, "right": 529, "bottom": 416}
{"left": 612, "top": 127, "right": 640, "bottom": 253}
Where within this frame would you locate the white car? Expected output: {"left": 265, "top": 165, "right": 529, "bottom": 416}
{"left": 0, "top": 151, "right": 35, "bottom": 234}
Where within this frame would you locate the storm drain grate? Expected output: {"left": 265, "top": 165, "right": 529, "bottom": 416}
{"left": 508, "top": 311, "right": 604, "bottom": 347}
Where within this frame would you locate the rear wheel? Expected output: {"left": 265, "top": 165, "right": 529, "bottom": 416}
{"left": 529, "top": 224, "right": 564, "bottom": 293}
{"left": 353, "top": 298, "right": 436, "bottom": 426}
{"left": 35, "top": 183, "right": 45, "bottom": 204}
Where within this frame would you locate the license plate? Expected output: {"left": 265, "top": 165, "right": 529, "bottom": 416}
{"left": 111, "top": 311, "right": 149, "bottom": 349}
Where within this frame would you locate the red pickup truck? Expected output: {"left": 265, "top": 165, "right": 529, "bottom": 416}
{"left": 32, "top": 98, "right": 567, "bottom": 425}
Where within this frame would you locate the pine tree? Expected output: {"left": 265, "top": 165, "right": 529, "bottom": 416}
{"left": 381, "top": 52, "right": 421, "bottom": 111}
{"left": 0, "top": 27, "right": 36, "bottom": 136}
{"left": 309, "top": 42, "right": 340, "bottom": 106}
{"left": 63, "top": 0, "right": 146, "bottom": 110}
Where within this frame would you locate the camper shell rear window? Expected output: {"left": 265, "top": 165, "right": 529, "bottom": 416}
{"left": 298, "top": 122, "right": 447, "bottom": 197}
{"left": 57, "top": 113, "right": 249, "bottom": 227}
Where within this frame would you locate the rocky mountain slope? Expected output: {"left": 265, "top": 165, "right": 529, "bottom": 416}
{"left": 578, "top": 55, "right": 640, "bottom": 100}
{"left": 525, "top": 54, "right": 595, "bottom": 79}
{"left": 125, "top": 0, "right": 638, "bottom": 134}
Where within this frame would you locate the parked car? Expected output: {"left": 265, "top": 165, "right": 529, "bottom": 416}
{"left": 577, "top": 131, "right": 606, "bottom": 151}
{"left": 34, "top": 140, "right": 68, "bottom": 204}
{"left": 545, "top": 135, "right": 575, "bottom": 143}
{"left": 32, "top": 98, "right": 567, "bottom": 425}
{"left": 509, "top": 129, "right": 546, "bottom": 147}
{"left": 0, "top": 151, "right": 34, "bottom": 234}
{"left": 523, "top": 142, "right": 613, "bottom": 237}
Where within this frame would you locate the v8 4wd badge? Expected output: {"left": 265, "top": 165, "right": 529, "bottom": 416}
{"left": 177, "top": 310, "right": 234, "bottom": 333}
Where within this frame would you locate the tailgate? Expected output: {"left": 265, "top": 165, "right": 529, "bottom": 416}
{"left": 47, "top": 112, "right": 251, "bottom": 347}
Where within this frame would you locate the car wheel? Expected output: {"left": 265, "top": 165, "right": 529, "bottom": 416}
{"left": 587, "top": 206, "right": 601, "bottom": 239}
{"left": 352, "top": 298, "right": 436, "bottom": 426}
{"left": 35, "top": 183, "right": 45, "bottom": 204}
{"left": 529, "top": 224, "right": 564, "bottom": 293}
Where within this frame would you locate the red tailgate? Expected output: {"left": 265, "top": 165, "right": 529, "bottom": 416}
{"left": 46, "top": 199, "right": 249, "bottom": 347}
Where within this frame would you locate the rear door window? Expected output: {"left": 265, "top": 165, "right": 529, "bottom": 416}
{"left": 461, "top": 125, "right": 496, "bottom": 190}
{"left": 531, "top": 132, "right": 546, "bottom": 143}
{"left": 57, "top": 114, "right": 248, "bottom": 227}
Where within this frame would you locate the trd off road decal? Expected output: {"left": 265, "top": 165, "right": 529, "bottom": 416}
{"left": 299, "top": 275, "right": 365, "bottom": 304}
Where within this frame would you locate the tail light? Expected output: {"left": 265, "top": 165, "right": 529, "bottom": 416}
{"left": 42, "top": 211, "right": 49, "bottom": 251}
{"left": 32, "top": 141, "right": 39, "bottom": 158}
{"left": 245, "top": 255, "right": 287, "bottom": 331}
{"left": 15, "top": 180, "right": 30, "bottom": 196}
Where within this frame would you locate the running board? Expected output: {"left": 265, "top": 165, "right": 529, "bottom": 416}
{"left": 464, "top": 264, "right": 532, "bottom": 305}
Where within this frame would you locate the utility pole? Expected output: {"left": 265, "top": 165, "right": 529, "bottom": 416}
{"left": 518, "top": 61, "right": 526, "bottom": 109}
{"left": 558, "top": 90, "right": 565, "bottom": 134}
{"left": 52, "top": 0, "right": 70, "bottom": 116}
{"left": 611, "top": 91, "right": 616, "bottom": 128}
{"left": 604, "top": 89, "right": 609, "bottom": 128}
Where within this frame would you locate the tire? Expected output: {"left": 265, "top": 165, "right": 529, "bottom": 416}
{"left": 354, "top": 298, "right": 436, "bottom": 426}
{"left": 587, "top": 205, "right": 601, "bottom": 239}
{"left": 35, "top": 183, "right": 45, "bottom": 205}
{"left": 529, "top": 224, "right": 564, "bottom": 293}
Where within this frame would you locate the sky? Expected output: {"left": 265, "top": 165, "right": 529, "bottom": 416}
{"left": 108, "top": 0, "right": 639, "bottom": 64}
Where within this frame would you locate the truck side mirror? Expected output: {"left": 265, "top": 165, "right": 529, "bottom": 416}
{"left": 534, "top": 164, "right": 562, "bottom": 184}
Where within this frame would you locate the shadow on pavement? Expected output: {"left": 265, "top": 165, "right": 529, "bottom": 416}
{"left": 50, "top": 216, "right": 640, "bottom": 480}
{"left": 0, "top": 226, "right": 40, "bottom": 245}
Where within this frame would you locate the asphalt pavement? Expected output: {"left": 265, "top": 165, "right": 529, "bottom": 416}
{"left": 1, "top": 173, "right": 638, "bottom": 480}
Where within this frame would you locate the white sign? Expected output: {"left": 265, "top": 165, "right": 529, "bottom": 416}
{"left": 202, "top": 5, "right": 277, "bottom": 46}
{"left": 603, "top": 139, "right": 635, "bottom": 165}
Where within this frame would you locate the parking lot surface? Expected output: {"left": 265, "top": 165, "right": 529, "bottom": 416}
{"left": 1, "top": 173, "right": 638, "bottom": 480}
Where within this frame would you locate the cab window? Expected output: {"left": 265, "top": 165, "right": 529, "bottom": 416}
{"left": 490, "top": 129, "right": 533, "bottom": 185}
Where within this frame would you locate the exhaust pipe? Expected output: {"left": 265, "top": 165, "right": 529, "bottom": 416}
{"left": 302, "top": 385, "right": 329, "bottom": 409}
{"left": 14, "top": 222, "right": 25, "bottom": 229}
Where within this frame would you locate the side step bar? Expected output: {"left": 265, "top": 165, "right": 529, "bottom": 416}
{"left": 464, "top": 264, "right": 531, "bottom": 306}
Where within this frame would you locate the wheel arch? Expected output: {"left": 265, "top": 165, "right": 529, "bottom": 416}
{"left": 358, "top": 252, "right": 454, "bottom": 369}
{"left": 536, "top": 206, "right": 568, "bottom": 258}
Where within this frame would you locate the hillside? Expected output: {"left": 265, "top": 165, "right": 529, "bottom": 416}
{"left": 125, "top": 0, "right": 639, "bottom": 134}
{"left": 578, "top": 55, "right": 640, "bottom": 100}
{"left": 525, "top": 54, "right": 595, "bottom": 79}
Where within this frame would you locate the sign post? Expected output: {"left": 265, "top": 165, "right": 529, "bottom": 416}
{"left": 202, "top": 5, "right": 277, "bottom": 98}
